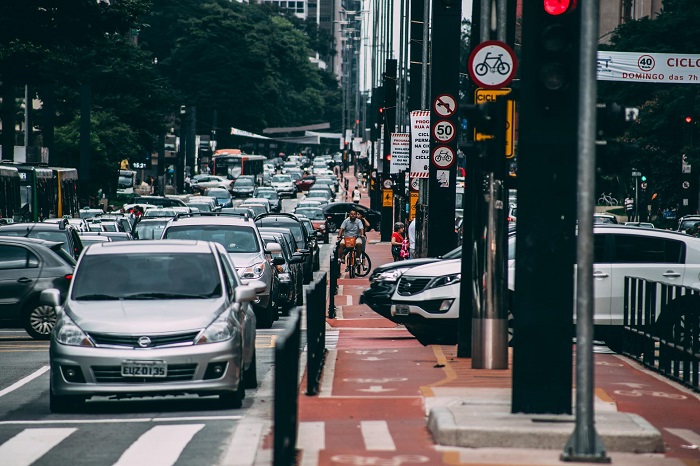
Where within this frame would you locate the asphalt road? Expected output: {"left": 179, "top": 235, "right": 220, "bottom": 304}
{"left": 0, "top": 192, "right": 330, "bottom": 466}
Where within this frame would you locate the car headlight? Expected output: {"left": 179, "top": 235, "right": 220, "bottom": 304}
{"left": 372, "top": 267, "right": 411, "bottom": 284}
{"left": 54, "top": 312, "right": 94, "bottom": 347}
{"left": 196, "top": 312, "right": 238, "bottom": 344}
{"left": 278, "top": 272, "right": 292, "bottom": 283}
{"left": 427, "top": 273, "right": 461, "bottom": 289}
{"left": 237, "top": 261, "right": 266, "bottom": 279}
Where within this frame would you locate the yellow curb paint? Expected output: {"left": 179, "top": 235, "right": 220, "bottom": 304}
{"left": 420, "top": 345, "right": 458, "bottom": 397}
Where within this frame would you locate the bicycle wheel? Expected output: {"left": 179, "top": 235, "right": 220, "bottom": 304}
{"left": 597, "top": 197, "right": 606, "bottom": 206}
{"left": 348, "top": 252, "right": 356, "bottom": 278}
{"left": 610, "top": 198, "right": 618, "bottom": 206}
{"left": 355, "top": 252, "right": 372, "bottom": 277}
{"left": 474, "top": 62, "right": 488, "bottom": 76}
{"left": 497, "top": 62, "right": 511, "bottom": 75}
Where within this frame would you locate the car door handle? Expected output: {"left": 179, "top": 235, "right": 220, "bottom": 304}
{"left": 662, "top": 271, "right": 682, "bottom": 278}
{"left": 17, "top": 277, "right": 33, "bottom": 284}
{"left": 592, "top": 271, "right": 609, "bottom": 278}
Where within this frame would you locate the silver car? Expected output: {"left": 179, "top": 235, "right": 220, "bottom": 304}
{"left": 45, "top": 240, "right": 260, "bottom": 413}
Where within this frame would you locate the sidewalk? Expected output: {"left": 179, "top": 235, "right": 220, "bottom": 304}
{"left": 291, "top": 167, "right": 700, "bottom": 466}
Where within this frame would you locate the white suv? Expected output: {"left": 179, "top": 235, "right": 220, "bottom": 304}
{"left": 390, "top": 226, "right": 700, "bottom": 347}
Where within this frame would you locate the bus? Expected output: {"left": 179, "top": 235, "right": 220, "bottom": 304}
{"left": 0, "top": 166, "right": 21, "bottom": 222}
{"left": 53, "top": 167, "right": 79, "bottom": 218}
{"left": 117, "top": 169, "right": 137, "bottom": 194}
{"left": 15, "top": 165, "right": 55, "bottom": 222}
{"left": 211, "top": 150, "right": 267, "bottom": 182}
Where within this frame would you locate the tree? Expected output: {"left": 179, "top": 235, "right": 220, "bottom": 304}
{"left": 597, "top": 0, "right": 700, "bottom": 211}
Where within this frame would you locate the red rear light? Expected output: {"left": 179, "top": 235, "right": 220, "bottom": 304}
{"left": 65, "top": 274, "right": 73, "bottom": 281}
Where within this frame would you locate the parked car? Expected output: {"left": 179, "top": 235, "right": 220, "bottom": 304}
{"left": 259, "top": 232, "right": 304, "bottom": 313}
{"left": 322, "top": 203, "right": 382, "bottom": 232}
{"left": 677, "top": 215, "right": 700, "bottom": 233}
{"left": 0, "top": 220, "right": 84, "bottom": 260}
{"left": 258, "top": 227, "right": 305, "bottom": 307}
{"left": 0, "top": 236, "right": 75, "bottom": 339}
{"left": 297, "top": 216, "right": 320, "bottom": 271}
{"left": 190, "top": 175, "right": 232, "bottom": 193}
{"left": 255, "top": 213, "right": 314, "bottom": 284}
{"left": 161, "top": 213, "right": 281, "bottom": 328}
{"left": 45, "top": 240, "right": 260, "bottom": 412}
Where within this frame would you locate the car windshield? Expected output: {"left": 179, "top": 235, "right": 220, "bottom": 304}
{"left": 307, "top": 191, "right": 329, "bottom": 198}
{"left": 134, "top": 221, "right": 167, "bottom": 240}
{"left": 295, "top": 208, "right": 324, "bottom": 220}
{"left": 208, "top": 189, "right": 229, "bottom": 198}
{"left": 234, "top": 179, "right": 254, "bottom": 187}
{"left": 163, "top": 225, "right": 260, "bottom": 253}
{"left": 0, "top": 230, "right": 72, "bottom": 255}
{"left": 272, "top": 175, "right": 292, "bottom": 183}
{"left": 257, "top": 191, "right": 278, "bottom": 199}
{"left": 187, "top": 203, "right": 212, "bottom": 212}
{"left": 72, "top": 253, "right": 221, "bottom": 300}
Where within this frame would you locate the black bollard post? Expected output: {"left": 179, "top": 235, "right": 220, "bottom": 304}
{"left": 328, "top": 243, "right": 337, "bottom": 319}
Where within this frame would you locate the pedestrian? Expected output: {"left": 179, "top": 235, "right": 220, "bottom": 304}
{"left": 352, "top": 185, "right": 361, "bottom": 204}
{"left": 407, "top": 218, "right": 416, "bottom": 259}
{"left": 624, "top": 194, "right": 635, "bottom": 222}
{"left": 391, "top": 222, "right": 405, "bottom": 261}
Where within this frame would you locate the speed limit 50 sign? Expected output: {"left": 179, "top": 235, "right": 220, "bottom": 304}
{"left": 432, "top": 120, "right": 456, "bottom": 143}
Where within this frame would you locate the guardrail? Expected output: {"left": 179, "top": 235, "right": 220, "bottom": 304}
{"left": 328, "top": 243, "right": 339, "bottom": 319}
{"left": 622, "top": 276, "right": 700, "bottom": 392}
{"left": 306, "top": 272, "right": 328, "bottom": 395}
{"left": 273, "top": 307, "right": 301, "bottom": 466}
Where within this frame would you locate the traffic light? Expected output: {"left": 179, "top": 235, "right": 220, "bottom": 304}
{"left": 523, "top": 0, "right": 580, "bottom": 116}
{"left": 685, "top": 116, "right": 693, "bottom": 124}
{"left": 457, "top": 102, "right": 500, "bottom": 161}
{"left": 596, "top": 102, "right": 626, "bottom": 140}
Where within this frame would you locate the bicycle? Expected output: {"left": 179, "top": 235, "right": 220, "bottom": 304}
{"left": 433, "top": 149, "right": 453, "bottom": 164}
{"left": 474, "top": 52, "right": 511, "bottom": 77}
{"left": 337, "top": 237, "right": 372, "bottom": 278}
{"left": 597, "top": 192, "right": 618, "bottom": 206}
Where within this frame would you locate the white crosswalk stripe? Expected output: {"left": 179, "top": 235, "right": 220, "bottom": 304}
{"left": 361, "top": 420, "right": 396, "bottom": 451}
{"left": 665, "top": 428, "right": 700, "bottom": 448}
{"left": 0, "top": 427, "right": 77, "bottom": 466}
{"left": 325, "top": 330, "right": 339, "bottom": 349}
{"left": 112, "top": 424, "right": 205, "bottom": 466}
{"left": 298, "top": 420, "right": 398, "bottom": 453}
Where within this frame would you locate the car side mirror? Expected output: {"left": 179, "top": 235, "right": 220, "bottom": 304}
{"left": 272, "top": 256, "right": 285, "bottom": 266}
{"left": 297, "top": 248, "right": 310, "bottom": 255}
{"left": 40, "top": 288, "right": 61, "bottom": 307}
{"left": 265, "top": 242, "right": 282, "bottom": 254}
{"left": 235, "top": 285, "right": 257, "bottom": 303}
{"left": 246, "top": 279, "right": 267, "bottom": 293}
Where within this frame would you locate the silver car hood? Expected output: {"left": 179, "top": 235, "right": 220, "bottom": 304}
{"left": 229, "top": 252, "right": 264, "bottom": 268}
{"left": 65, "top": 299, "right": 224, "bottom": 334}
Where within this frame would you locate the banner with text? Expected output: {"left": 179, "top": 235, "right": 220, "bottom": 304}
{"left": 390, "top": 133, "right": 410, "bottom": 174}
{"left": 597, "top": 51, "right": 700, "bottom": 84}
{"left": 409, "top": 110, "right": 430, "bottom": 178}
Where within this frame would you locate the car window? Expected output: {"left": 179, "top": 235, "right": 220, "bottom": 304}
{"left": 611, "top": 234, "right": 684, "bottom": 264}
{"left": 134, "top": 221, "right": 167, "bottom": 240}
{"left": 218, "top": 252, "right": 236, "bottom": 298}
{"left": 295, "top": 209, "right": 324, "bottom": 220}
{"left": 72, "top": 253, "right": 222, "bottom": 300}
{"left": 0, "top": 245, "right": 38, "bottom": 269}
{"left": 163, "top": 225, "right": 260, "bottom": 253}
{"left": 272, "top": 175, "right": 292, "bottom": 183}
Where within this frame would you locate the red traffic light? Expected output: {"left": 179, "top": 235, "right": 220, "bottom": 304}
{"left": 685, "top": 116, "right": 693, "bottom": 124}
{"left": 385, "top": 154, "right": 391, "bottom": 161}
{"left": 544, "top": 0, "right": 576, "bottom": 15}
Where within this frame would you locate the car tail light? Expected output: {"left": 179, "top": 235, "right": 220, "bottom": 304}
{"left": 65, "top": 274, "right": 73, "bottom": 281}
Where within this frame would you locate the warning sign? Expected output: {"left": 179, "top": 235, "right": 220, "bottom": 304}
{"left": 382, "top": 189, "right": 393, "bottom": 207}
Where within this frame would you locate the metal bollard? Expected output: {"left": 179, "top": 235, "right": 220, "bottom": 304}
{"left": 328, "top": 244, "right": 337, "bottom": 319}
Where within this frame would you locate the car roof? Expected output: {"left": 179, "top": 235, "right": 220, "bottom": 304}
{"left": 0, "top": 235, "right": 63, "bottom": 247}
{"left": 0, "top": 222, "right": 75, "bottom": 231}
{"left": 166, "top": 214, "right": 256, "bottom": 226}
{"left": 82, "top": 239, "right": 215, "bottom": 255}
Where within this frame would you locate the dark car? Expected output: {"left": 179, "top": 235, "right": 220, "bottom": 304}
{"left": 260, "top": 232, "right": 304, "bottom": 312}
{"left": 295, "top": 174, "right": 316, "bottom": 192}
{"left": 253, "top": 187, "right": 282, "bottom": 212}
{"left": 255, "top": 213, "right": 314, "bottom": 284}
{"left": 0, "top": 220, "right": 84, "bottom": 260}
{"left": 231, "top": 177, "right": 257, "bottom": 198}
{"left": 359, "top": 246, "right": 462, "bottom": 322}
{"left": 0, "top": 236, "right": 75, "bottom": 339}
{"left": 297, "top": 216, "right": 321, "bottom": 271}
{"left": 294, "top": 207, "right": 330, "bottom": 244}
{"left": 322, "top": 203, "right": 382, "bottom": 232}
{"left": 258, "top": 227, "right": 305, "bottom": 307}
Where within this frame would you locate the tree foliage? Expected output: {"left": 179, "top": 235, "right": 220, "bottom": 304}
{"left": 598, "top": 0, "right": 700, "bottom": 209}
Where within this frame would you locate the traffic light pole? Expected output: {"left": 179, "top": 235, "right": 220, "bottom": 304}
{"left": 381, "top": 60, "right": 397, "bottom": 242}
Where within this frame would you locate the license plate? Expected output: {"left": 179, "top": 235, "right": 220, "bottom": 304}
{"left": 121, "top": 361, "right": 167, "bottom": 378}
{"left": 395, "top": 305, "right": 410, "bottom": 316}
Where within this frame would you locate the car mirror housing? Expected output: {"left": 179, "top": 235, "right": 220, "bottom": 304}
{"left": 246, "top": 279, "right": 267, "bottom": 293}
{"left": 235, "top": 285, "right": 257, "bottom": 303}
{"left": 265, "top": 242, "right": 282, "bottom": 254}
{"left": 272, "top": 256, "right": 285, "bottom": 266}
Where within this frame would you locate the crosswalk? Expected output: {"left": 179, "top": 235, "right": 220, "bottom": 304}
{"left": 0, "top": 420, "right": 264, "bottom": 466}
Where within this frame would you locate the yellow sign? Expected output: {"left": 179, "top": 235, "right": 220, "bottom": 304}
{"left": 409, "top": 192, "right": 418, "bottom": 221}
{"left": 474, "top": 88, "right": 516, "bottom": 158}
{"left": 382, "top": 189, "right": 393, "bottom": 207}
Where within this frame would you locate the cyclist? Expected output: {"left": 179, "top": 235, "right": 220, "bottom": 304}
{"left": 337, "top": 209, "right": 364, "bottom": 270}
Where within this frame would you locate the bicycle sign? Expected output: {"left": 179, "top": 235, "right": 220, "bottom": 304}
{"left": 432, "top": 120, "right": 456, "bottom": 143}
{"left": 468, "top": 40, "right": 517, "bottom": 89}
{"left": 431, "top": 145, "right": 455, "bottom": 169}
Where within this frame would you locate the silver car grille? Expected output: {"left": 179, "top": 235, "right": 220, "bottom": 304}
{"left": 88, "top": 331, "right": 200, "bottom": 348}
{"left": 92, "top": 364, "right": 197, "bottom": 383}
{"left": 397, "top": 277, "right": 432, "bottom": 296}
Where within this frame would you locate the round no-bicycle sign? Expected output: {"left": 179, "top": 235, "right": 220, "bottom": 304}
{"left": 431, "top": 145, "right": 455, "bottom": 169}
{"left": 433, "top": 120, "right": 456, "bottom": 143}
{"left": 468, "top": 40, "right": 517, "bottom": 89}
